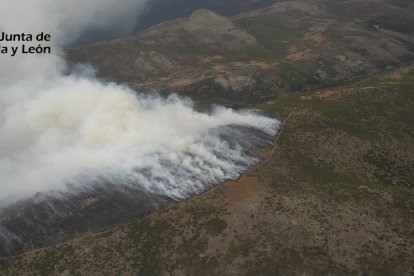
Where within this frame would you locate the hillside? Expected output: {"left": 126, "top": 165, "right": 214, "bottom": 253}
{"left": 1, "top": 0, "right": 413, "bottom": 274}
{"left": 67, "top": 0, "right": 414, "bottom": 107}
{"left": 75, "top": 0, "right": 277, "bottom": 45}
{"left": 135, "top": 0, "right": 278, "bottom": 32}
{"left": 2, "top": 63, "right": 413, "bottom": 275}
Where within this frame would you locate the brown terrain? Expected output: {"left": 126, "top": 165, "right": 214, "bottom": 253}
{"left": 1, "top": 62, "right": 413, "bottom": 275}
{"left": 68, "top": 0, "right": 414, "bottom": 107}
{"left": 1, "top": 0, "right": 414, "bottom": 275}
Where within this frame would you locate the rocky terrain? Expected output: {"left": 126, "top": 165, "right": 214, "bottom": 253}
{"left": 68, "top": 0, "right": 414, "bottom": 107}
{"left": 1, "top": 0, "right": 414, "bottom": 274}
{"left": 135, "top": 0, "right": 278, "bottom": 32}
{"left": 1, "top": 60, "right": 413, "bottom": 276}
{"left": 76, "top": 0, "right": 277, "bottom": 45}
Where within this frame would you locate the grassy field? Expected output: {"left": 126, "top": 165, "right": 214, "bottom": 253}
{"left": 1, "top": 66, "right": 413, "bottom": 275}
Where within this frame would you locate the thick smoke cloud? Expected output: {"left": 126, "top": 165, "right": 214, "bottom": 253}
{"left": 0, "top": 0, "right": 280, "bottom": 256}
{"left": 0, "top": 76, "right": 278, "bottom": 202}
{"left": 0, "top": 1, "right": 280, "bottom": 204}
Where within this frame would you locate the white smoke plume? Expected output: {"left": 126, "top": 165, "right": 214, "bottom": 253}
{"left": 0, "top": 0, "right": 280, "bottom": 205}
{"left": 0, "top": 0, "right": 148, "bottom": 82}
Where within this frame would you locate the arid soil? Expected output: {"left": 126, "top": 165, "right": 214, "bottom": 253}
{"left": 1, "top": 64, "right": 413, "bottom": 276}
{"left": 1, "top": 1, "right": 414, "bottom": 274}
{"left": 67, "top": 0, "right": 414, "bottom": 108}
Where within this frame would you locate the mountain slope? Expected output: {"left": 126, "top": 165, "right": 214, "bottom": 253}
{"left": 135, "top": 0, "right": 279, "bottom": 32}
{"left": 75, "top": 0, "right": 278, "bottom": 45}
{"left": 1, "top": 1, "right": 413, "bottom": 273}
{"left": 2, "top": 64, "right": 413, "bottom": 275}
{"left": 67, "top": 0, "right": 414, "bottom": 107}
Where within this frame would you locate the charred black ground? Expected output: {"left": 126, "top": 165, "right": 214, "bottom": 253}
{"left": 0, "top": 123, "right": 278, "bottom": 257}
